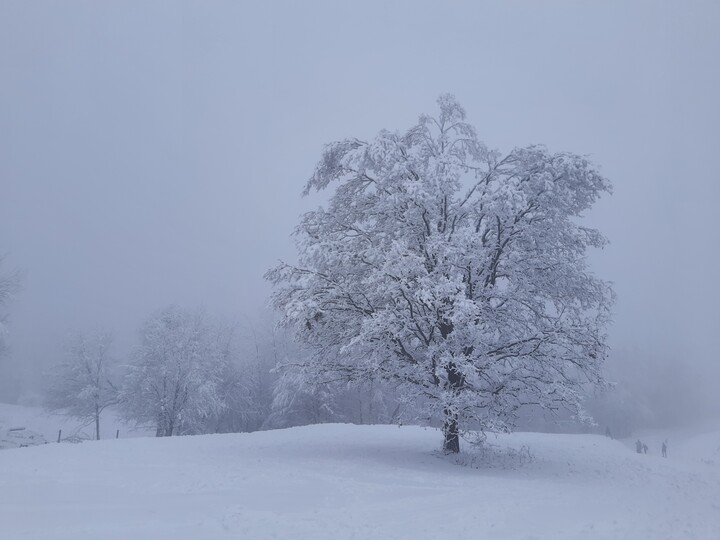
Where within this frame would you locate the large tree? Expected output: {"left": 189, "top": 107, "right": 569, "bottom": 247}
{"left": 267, "top": 95, "right": 613, "bottom": 452}
{"left": 45, "top": 330, "right": 118, "bottom": 440}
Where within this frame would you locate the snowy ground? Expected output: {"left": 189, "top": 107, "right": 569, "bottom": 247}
{"left": 0, "top": 418, "right": 718, "bottom": 539}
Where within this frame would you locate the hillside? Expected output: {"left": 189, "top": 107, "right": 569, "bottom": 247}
{"left": 0, "top": 421, "right": 718, "bottom": 539}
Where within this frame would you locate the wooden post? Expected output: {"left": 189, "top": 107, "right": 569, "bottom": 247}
{"left": 116, "top": 429, "right": 120, "bottom": 439}
{"left": 57, "top": 429, "right": 62, "bottom": 443}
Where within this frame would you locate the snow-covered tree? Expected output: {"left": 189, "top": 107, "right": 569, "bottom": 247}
{"left": 238, "top": 318, "right": 283, "bottom": 431}
{"left": 200, "top": 322, "right": 259, "bottom": 434}
{"left": 45, "top": 330, "right": 119, "bottom": 440}
{"left": 267, "top": 95, "right": 614, "bottom": 452}
{"left": 0, "top": 258, "right": 21, "bottom": 358}
{"left": 121, "top": 306, "right": 243, "bottom": 437}
{"left": 265, "top": 367, "right": 338, "bottom": 429}
{"left": 268, "top": 359, "right": 403, "bottom": 429}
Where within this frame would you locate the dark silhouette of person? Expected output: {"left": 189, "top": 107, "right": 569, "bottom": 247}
{"left": 636, "top": 440, "right": 643, "bottom": 453}
{"left": 643, "top": 443, "right": 648, "bottom": 454}
{"left": 662, "top": 440, "right": 667, "bottom": 458}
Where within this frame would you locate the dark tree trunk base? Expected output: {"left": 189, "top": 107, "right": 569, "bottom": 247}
{"left": 443, "top": 414, "right": 460, "bottom": 453}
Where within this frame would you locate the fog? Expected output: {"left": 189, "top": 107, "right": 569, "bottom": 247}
{"left": 1, "top": 1, "right": 718, "bottom": 427}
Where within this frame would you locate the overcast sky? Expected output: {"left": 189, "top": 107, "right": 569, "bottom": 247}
{"left": 1, "top": 1, "right": 718, "bottom": 415}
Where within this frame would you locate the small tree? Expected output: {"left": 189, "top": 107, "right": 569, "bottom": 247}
{"left": 45, "top": 330, "right": 118, "bottom": 440}
{"left": 267, "top": 95, "right": 614, "bottom": 452}
{"left": 121, "top": 306, "right": 237, "bottom": 437}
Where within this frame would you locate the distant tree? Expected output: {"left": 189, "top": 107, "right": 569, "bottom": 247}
{"left": 195, "top": 322, "right": 256, "bottom": 434}
{"left": 121, "top": 306, "right": 243, "bottom": 437}
{"left": 267, "top": 360, "right": 403, "bottom": 429}
{"left": 209, "top": 357, "right": 255, "bottom": 433}
{"left": 267, "top": 95, "right": 614, "bottom": 452}
{"left": 238, "top": 318, "right": 280, "bottom": 431}
{"left": 0, "top": 257, "right": 21, "bottom": 358}
{"left": 45, "top": 330, "right": 119, "bottom": 440}
{"left": 265, "top": 367, "right": 339, "bottom": 429}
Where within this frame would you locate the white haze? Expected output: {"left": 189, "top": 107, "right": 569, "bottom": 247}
{"left": 0, "top": 1, "right": 718, "bottom": 427}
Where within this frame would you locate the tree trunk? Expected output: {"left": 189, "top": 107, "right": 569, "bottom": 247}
{"left": 95, "top": 410, "right": 100, "bottom": 441}
{"left": 443, "top": 409, "right": 460, "bottom": 453}
{"left": 437, "top": 319, "right": 466, "bottom": 453}
{"left": 443, "top": 360, "right": 464, "bottom": 453}
{"left": 156, "top": 411, "right": 167, "bottom": 437}
{"left": 156, "top": 414, "right": 163, "bottom": 437}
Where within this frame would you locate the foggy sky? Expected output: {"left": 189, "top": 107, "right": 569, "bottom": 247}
{"left": 1, "top": 1, "right": 718, "bottom": 420}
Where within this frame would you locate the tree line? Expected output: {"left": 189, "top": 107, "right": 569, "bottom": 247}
{"left": 43, "top": 305, "right": 402, "bottom": 440}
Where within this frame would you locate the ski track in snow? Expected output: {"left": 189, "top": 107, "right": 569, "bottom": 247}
{"left": 0, "top": 415, "right": 718, "bottom": 539}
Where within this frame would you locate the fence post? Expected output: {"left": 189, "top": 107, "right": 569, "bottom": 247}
{"left": 57, "top": 429, "right": 61, "bottom": 443}
{"left": 116, "top": 429, "right": 119, "bottom": 439}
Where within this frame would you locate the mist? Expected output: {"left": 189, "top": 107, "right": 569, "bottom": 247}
{"left": 1, "top": 0, "right": 718, "bottom": 429}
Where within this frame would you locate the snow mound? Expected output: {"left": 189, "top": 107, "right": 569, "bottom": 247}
{"left": 0, "top": 423, "right": 718, "bottom": 539}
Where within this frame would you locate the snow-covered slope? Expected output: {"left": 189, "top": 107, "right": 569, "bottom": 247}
{"left": 0, "top": 423, "right": 718, "bottom": 540}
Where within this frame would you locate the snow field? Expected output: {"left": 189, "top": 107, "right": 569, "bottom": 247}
{"left": 0, "top": 423, "right": 718, "bottom": 539}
